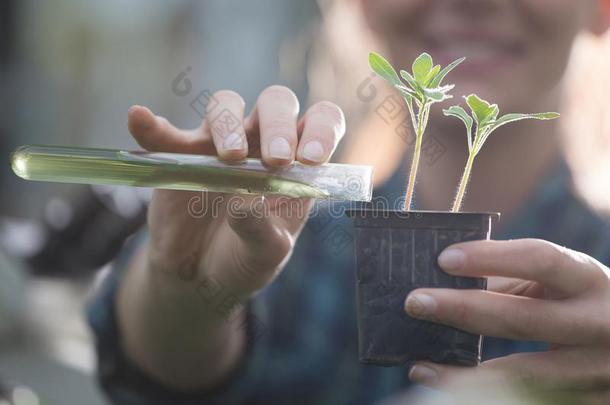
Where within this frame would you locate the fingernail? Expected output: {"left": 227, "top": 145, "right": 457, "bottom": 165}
{"left": 409, "top": 364, "right": 438, "bottom": 385}
{"left": 269, "top": 137, "right": 292, "bottom": 159}
{"left": 223, "top": 132, "right": 244, "bottom": 150}
{"left": 405, "top": 293, "right": 436, "bottom": 318}
{"left": 301, "top": 141, "right": 325, "bottom": 163}
{"left": 438, "top": 248, "right": 466, "bottom": 271}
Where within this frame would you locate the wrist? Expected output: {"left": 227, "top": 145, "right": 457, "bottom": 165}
{"left": 118, "top": 244, "right": 249, "bottom": 391}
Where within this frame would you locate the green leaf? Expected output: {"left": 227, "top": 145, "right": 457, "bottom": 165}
{"left": 412, "top": 52, "right": 433, "bottom": 84}
{"left": 396, "top": 85, "right": 415, "bottom": 103}
{"left": 423, "top": 84, "right": 455, "bottom": 102}
{"left": 489, "top": 104, "right": 500, "bottom": 120}
{"left": 474, "top": 112, "right": 560, "bottom": 155}
{"left": 396, "top": 84, "right": 416, "bottom": 96}
{"left": 489, "top": 112, "right": 560, "bottom": 132}
{"left": 465, "top": 94, "right": 497, "bottom": 124}
{"left": 368, "top": 52, "right": 402, "bottom": 87}
{"left": 479, "top": 104, "right": 500, "bottom": 127}
{"left": 429, "top": 57, "right": 466, "bottom": 88}
{"left": 424, "top": 65, "right": 441, "bottom": 86}
{"left": 400, "top": 69, "right": 415, "bottom": 83}
{"left": 400, "top": 70, "right": 425, "bottom": 103}
{"left": 443, "top": 105, "right": 474, "bottom": 151}
{"left": 400, "top": 70, "right": 421, "bottom": 92}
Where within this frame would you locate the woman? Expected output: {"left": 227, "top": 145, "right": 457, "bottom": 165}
{"left": 88, "top": 0, "right": 610, "bottom": 403}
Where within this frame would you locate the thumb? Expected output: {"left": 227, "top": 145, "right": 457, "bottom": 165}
{"left": 225, "top": 195, "right": 296, "bottom": 292}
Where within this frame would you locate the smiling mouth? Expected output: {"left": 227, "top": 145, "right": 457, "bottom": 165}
{"left": 422, "top": 34, "right": 525, "bottom": 75}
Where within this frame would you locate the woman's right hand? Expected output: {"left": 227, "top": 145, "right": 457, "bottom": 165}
{"left": 116, "top": 85, "right": 345, "bottom": 391}
{"left": 131, "top": 85, "right": 345, "bottom": 296}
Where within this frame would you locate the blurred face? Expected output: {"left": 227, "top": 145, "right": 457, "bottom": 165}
{"left": 363, "top": 0, "right": 606, "bottom": 119}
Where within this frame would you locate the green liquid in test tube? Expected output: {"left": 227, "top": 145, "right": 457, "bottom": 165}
{"left": 11, "top": 145, "right": 374, "bottom": 201}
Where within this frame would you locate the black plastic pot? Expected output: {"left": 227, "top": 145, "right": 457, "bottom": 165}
{"left": 346, "top": 209, "right": 500, "bottom": 367}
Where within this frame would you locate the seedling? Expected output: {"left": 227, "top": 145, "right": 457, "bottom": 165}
{"left": 368, "top": 52, "right": 465, "bottom": 210}
{"left": 350, "top": 51, "right": 558, "bottom": 368}
{"left": 369, "top": 52, "right": 560, "bottom": 213}
{"left": 444, "top": 95, "right": 560, "bottom": 212}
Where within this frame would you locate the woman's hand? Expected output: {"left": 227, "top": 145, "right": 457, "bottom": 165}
{"left": 118, "top": 86, "right": 345, "bottom": 391}
{"left": 405, "top": 239, "right": 610, "bottom": 403}
{"left": 129, "top": 86, "right": 345, "bottom": 295}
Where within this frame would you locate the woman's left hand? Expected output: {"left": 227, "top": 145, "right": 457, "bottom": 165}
{"left": 405, "top": 238, "right": 610, "bottom": 402}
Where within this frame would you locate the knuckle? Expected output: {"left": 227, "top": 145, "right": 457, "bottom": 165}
{"left": 259, "top": 85, "right": 299, "bottom": 105}
{"left": 264, "top": 118, "right": 297, "bottom": 136}
{"left": 446, "top": 298, "right": 469, "bottom": 326}
{"left": 233, "top": 225, "right": 294, "bottom": 283}
{"left": 304, "top": 123, "right": 335, "bottom": 141}
{"left": 233, "top": 216, "right": 268, "bottom": 238}
{"left": 274, "top": 227, "right": 296, "bottom": 255}
{"left": 310, "top": 101, "right": 345, "bottom": 123}
{"left": 504, "top": 304, "right": 536, "bottom": 339}
{"left": 530, "top": 239, "right": 563, "bottom": 275}
{"left": 581, "top": 254, "right": 610, "bottom": 285}
{"left": 307, "top": 102, "right": 346, "bottom": 140}
{"left": 155, "top": 116, "right": 171, "bottom": 133}
{"left": 212, "top": 89, "right": 245, "bottom": 106}
{"left": 134, "top": 118, "right": 170, "bottom": 150}
{"left": 134, "top": 136, "right": 154, "bottom": 150}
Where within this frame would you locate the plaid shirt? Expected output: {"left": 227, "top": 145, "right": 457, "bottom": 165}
{"left": 87, "top": 159, "right": 610, "bottom": 404}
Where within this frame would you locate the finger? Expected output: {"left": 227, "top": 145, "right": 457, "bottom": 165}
{"left": 205, "top": 90, "right": 248, "bottom": 160}
{"left": 482, "top": 350, "right": 610, "bottom": 392}
{"left": 243, "top": 108, "right": 261, "bottom": 157}
{"left": 254, "top": 85, "right": 300, "bottom": 167}
{"left": 437, "top": 239, "right": 607, "bottom": 296}
{"left": 408, "top": 361, "right": 484, "bottom": 389}
{"left": 296, "top": 101, "right": 345, "bottom": 165}
{"left": 407, "top": 363, "right": 538, "bottom": 403}
{"left": 486, "top": 276, "right": 547, "bottom": 299}
{"left": 127, "top": 105, "right": 215, "bottom": 154}
{"left": 404, "top": 288, "right": 594, "bottom": 344}
{"left": 223, "top": 196, "right": 296, "bottom": 291}
{"left": 410, "top": 349, "right": 610, "bottom": 394}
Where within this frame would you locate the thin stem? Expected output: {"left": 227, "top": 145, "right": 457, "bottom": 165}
{"left": 452, "top": 152, "right": 476, "bottom": 212}
{"left": 405, "top": 98, "right": 418, "bottom": 135}
{"left": 421, "top": 105, "right": 430, "bottom": 132}
{"left": 403, "top": 106, "right": 427, "bottom": 211}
